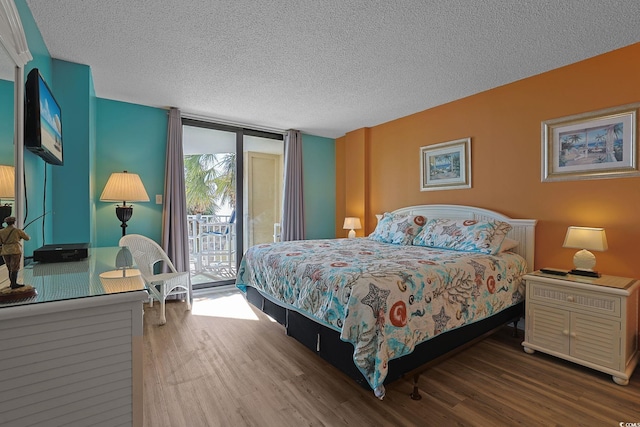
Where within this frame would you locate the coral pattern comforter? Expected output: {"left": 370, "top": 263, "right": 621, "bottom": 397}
{"left": 236, "top": 238, "right": 527, "bottom": 390}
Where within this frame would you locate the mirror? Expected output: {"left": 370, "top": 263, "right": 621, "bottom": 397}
{"left": 0, "top": 0, "right": 31, "bottom": 285}
{"left": 1, "top": 39, "right": 15, "bottom": 219}
{"left": 0, "top": 0, "right": 32, "bottom": 229}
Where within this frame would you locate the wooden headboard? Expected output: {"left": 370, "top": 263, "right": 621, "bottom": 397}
{"left": 391, "top": 204, "right": 537, "bottom": 272}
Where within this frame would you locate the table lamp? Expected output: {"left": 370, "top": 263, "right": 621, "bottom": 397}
{"left": 100, "top": 171, "right": 150, "bottom": 236}
{"left": 0, "top": 165, "right": 15, "bottom": 225}
{"left": 343, "top": 217, "right": 361, "bottom": 238}
{"left": 563, "top": 226, "right": 608, "bottom": 277}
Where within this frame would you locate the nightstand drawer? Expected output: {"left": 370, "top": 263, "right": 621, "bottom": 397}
{"left": 527, "top": 281, "right": 621, "bottom": 318}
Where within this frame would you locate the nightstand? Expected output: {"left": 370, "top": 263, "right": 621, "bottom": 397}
{"left": 522, "top": 271, "right": 639, "bottom": 385}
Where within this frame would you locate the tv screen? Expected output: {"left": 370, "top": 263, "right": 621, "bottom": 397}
{"left": 25, "top": 68, "right": 63, "bottom": 165}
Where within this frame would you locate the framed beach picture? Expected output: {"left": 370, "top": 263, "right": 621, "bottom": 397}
{"left": 542, "top": 103, "right": 640, "bottom": 182}
{"left": 420, "top": 137, "right": 471, "bottom": 191}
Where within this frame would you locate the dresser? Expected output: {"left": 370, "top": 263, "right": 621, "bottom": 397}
{"left": 522, "top": 272, "right": 639, "bottom": 385}
{"left": 0, "top": 247, "right": 148, "bottom": 426}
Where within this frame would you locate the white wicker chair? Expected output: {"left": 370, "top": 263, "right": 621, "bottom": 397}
{"left": 120, "top": 234, "right": 191, "bottom": 325}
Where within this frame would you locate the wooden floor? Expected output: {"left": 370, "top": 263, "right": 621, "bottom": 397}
{"left": 143, "top": 288, "right": 640, "bottom": 427}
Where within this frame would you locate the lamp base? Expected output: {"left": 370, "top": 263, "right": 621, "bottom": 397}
{"left": 348, "top": 229, "right": 356, "bottom": 239}
{"left": 116, "top": 205, "right": 133, "bottom": 237}
{"left": 570, "top": 269, "right": 601, "bottom": 278}
{"left": 573, "top": 249, "right": 596, "bottom": 271}
{"left": 571, "top": 249, "right": 600, "bottom": 277}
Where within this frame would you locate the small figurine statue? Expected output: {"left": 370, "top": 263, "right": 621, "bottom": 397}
{"left": 0, "top": 216, "right": 30, "bottom": 289}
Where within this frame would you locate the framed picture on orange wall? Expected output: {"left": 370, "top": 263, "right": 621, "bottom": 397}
{"left": 420, "top": 137, "right": 471, "bottom": 191}
{"left": 542, "top": 103, "right": 640, "bottom": 182}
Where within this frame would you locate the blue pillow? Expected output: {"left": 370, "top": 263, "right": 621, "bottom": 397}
{"left": 368, "top": 213, "right": 427, "bottom": 245}
{"left": 412, "top": 218, "right": 512, "bottom": 254}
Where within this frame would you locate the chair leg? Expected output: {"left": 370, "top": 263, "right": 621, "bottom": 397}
{"left": 186, "top": 288, "right": 192, "bottom": 311}
{"left": 159, "top": 299, "right": 167, "bottom": 325}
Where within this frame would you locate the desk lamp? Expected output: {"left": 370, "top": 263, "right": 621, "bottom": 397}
{"left": 100, "top": 171, "right": 149, "bottom": 236}
{"left": 563, "top": 226, "right": 608, "bottom": 277}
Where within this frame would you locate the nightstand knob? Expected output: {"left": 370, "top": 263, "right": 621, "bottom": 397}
{"left": 567, "top": 295, "right": 575, "bottom": 302}
{"left": 570, "top": 332, "right": 577, "bottom": 338}
{"left": 562, "top": 329, "right": 569, "bottom": 336}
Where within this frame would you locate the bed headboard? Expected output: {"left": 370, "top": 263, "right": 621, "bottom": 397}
{"left": 391, "top": 204, "right": 537, "bottom": 272}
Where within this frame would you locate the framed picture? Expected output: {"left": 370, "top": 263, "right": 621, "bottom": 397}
{"left": 420, "top": 137, "right": 471, "bottom": 191}
{"left": 542, "top": 103, "right": 640, "bottom": 182}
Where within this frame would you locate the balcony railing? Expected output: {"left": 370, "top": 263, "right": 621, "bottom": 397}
{"left": 188, "top": 214, "right": 236, "bottom": 282}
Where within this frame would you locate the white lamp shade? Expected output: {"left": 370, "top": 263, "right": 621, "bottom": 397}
{"left": 343, "top": 217, "right": 362, "bottom": 230}
{"left": 100, "top": 171, "right": 150, "bottom": 203}
{"left": 563, "top": 226, "right": 608, "bottom": 252}
{"left": 0, "top": 165, "right": 15, "bottom": 199}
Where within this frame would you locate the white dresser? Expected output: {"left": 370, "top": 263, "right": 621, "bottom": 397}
{"left": 0, "top": 248, "right": 147, "bottom": 426}
{"left": 522, "top": 272, "right": 639, "bottom": 385}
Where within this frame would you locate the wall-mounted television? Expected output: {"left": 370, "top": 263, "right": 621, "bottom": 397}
{"left": 25, "top": 68, "right": 63, "bottom": 165}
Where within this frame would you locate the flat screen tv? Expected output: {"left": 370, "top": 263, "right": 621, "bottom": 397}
{"left": 25, "top": 68, "right": 63, "bottom": 165}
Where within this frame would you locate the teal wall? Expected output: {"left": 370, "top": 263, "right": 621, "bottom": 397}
{"left": 51, "top": 60, "right": 94, "bottom": 244}
{"left": 95, "top": 99, "right": 167, "bottom": 247}
{"left": 302, "top": 134, "right": 336, "bottom": 239}
{"left": 18, "top": 2, "right": 97, "bottom": 252}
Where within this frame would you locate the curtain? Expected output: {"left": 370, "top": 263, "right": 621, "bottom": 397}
{"left": 280, "top": 129, "right": 305, "bottom": 241}
{"left": 162, "top": 107, "right": 190, "bottom": 276}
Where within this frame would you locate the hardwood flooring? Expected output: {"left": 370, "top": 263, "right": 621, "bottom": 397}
{"left": 143, "top": 288, "right": 640, "bottom": 427}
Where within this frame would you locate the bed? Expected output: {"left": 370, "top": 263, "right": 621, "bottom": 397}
{"left": 236, "top": 204, "right": 537, "bottom": 399}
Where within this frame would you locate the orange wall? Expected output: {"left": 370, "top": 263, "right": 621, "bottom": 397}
{"left": 335, "top": 128, "right": 370, "bottom": 237}
{"left": 337, "top": 42, "right": 640, "bottom": 278}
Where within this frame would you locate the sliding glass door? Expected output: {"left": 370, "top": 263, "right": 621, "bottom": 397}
{"left": 242, "top": 135, "right": 283, "bottom": 249}
{"left": 182, "top": 120, "right": 283, "bottom": 288}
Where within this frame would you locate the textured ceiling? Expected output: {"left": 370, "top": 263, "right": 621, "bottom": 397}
{"left": 24, "top": 0, "right": 640, "bottom": 138}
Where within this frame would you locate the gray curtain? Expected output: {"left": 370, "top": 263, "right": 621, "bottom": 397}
{"left": 162, "top": 107, "right": 190, "bottom": 274}
{"left": 281, "top": 129, "right": 305, "bottom": 241}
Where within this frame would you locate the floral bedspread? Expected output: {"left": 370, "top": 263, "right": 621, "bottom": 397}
{"left": 235, "top": 238, "right": 527, "bottom": 391}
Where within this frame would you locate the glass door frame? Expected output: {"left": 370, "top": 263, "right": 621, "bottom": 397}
{"left": 181, "top": 118, "right": 283, "bottom": 289}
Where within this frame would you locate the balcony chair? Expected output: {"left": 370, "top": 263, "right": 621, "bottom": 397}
{"left": 119, "top": 234, "right": 191, "bottom": 325}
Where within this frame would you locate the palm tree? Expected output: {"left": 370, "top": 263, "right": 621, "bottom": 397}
{"left": 212, "top": 153, "right": 236, "bottom": 208}
{"left": 594, "top": 132, "right": 606, "bottom": 151}
{"left": 184, "top": 154, "right": 216, "bottom": 214}
{"left": 184, "top": 153, "right": 236, "bottom": 215}
{"left": 603, "top": 123, "right": 623, "bottom": 162}
{"left": 451, "top": 153, "right": 460, "bottom": 174}
{"left": 565, "top": 133, "right": 583, "bottom": 150}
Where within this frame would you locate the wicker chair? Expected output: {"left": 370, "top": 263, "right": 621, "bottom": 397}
{"left": 119, "top": 234, "right": 191, "bottom": 325}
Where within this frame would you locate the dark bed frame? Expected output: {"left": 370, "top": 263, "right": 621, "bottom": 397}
{"left": 246, "top": 285, "right": 522, "bottom": 399}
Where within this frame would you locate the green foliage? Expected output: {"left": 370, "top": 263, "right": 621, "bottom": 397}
{"left": 184, "top": 153, "right": 235, "bottom": 215}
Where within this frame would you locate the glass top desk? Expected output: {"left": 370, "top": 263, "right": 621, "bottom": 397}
{"left": 0, "top": 246, "right": 147, "bottom": 309}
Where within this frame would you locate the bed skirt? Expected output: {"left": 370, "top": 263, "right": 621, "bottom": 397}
{"left": 246, "top": 285, "right": 523, "bottom": 389}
